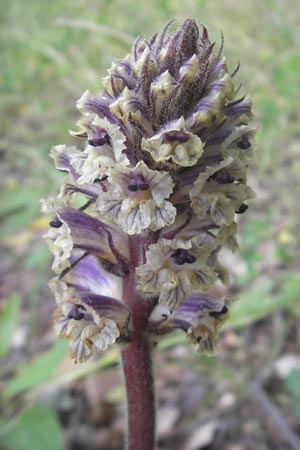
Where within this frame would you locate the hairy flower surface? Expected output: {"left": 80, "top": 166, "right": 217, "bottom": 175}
{"left": 44, "top": 18, "right": 255, "bottom": 362}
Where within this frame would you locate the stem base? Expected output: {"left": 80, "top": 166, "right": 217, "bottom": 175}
{"left": 121, "top": 337, "right": 155, "bottom": 450}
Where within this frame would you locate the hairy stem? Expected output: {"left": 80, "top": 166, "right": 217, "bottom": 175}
{"left": 121, "top": 235, "right": 157, "bottom": 450}
{"left": 121, "top": 336, "right": 155, "bottom": 450}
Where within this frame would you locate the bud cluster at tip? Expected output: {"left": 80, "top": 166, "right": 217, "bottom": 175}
{"left": 43, "top": 18, "right": 256, "bottom": 363}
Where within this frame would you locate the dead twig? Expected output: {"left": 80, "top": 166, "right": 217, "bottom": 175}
{"left": 249, "top": 379, "right": 300, "bottom": 450}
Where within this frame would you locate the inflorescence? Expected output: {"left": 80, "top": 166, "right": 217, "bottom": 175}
{"left": 43, "top": 18, "right": 256, "bottom": 363}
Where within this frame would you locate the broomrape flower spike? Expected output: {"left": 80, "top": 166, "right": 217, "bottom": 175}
{"left": 43, "top": 17, "right": 256, "bottom": 450}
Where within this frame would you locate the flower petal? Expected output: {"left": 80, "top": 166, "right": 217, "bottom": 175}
{"left": 97, "top": 162, "right": 176, "bottom": 234}
{"left": 58, "top": 207, "right": 129, "bottom": 264}
{"left": 190, "top": 159, "right": 255, "bottom": 226}
{"left": 50, "top": 145, "right": 80, "bottom": 178}
{"left": 120, "top": 199, "right": 152, "bottom": 235}
{"left": 44, "top": 222, "right": 73, "bottom": 273}
{"left": 170, "top": 294, "right": 231, "bottom": 355}
{"left": 142, "top": 117, "right": 204, "bottom": 167}
{"left": 52, "top": 290, "right": 127, "bottom": 363}
{"left": 70, "top": 116, "right": 129, "bottom": 185}
{"left": 171, "top": 293, "right": 223, "bottom": 324}
{"left": 63, "top": 254, "right": 123, "bottom": 300}
{"left": 68, "top": 318, "right": 119, "bottom": 363}
{"left": 79, "top": 293, "right": 131, "bottom": 333}
{"left": 149, "top": 200, "right": 177, "bottom": 231}
{"left": 136, "top": 237, "right": 219, "bottom": 309}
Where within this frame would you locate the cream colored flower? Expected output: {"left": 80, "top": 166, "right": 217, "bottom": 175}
{"left": 136, "top": 237, "right": 218, "bottom": 309}
{"left": 54, "top": 299, "right": 120, "bottom": 363}
{"left": 70, "top": 116, "right": 129, "bottom": 185}
{"left": 50, "top": 144, "right": 81, "bottom": 174}
{"left": 187, "top": 298, "right": 231, "bottom": 355}
{"left": 97, "top": 161, "right": 176, "bottom": 235}
{"left": 44, "top": 222, "right": 73, "bottom": 273}
{"left": 190, "top": 157, "right": 255, "bottom": 226}
{"left": 142, "top": 117, "right": 204, "bottom": 166}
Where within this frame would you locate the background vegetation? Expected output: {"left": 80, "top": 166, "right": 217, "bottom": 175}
{"left": 1, "top": 0, "right": 300, "bottom": 449}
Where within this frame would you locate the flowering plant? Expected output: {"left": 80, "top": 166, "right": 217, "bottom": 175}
{"left": 43, "top": 18, "right": 255, "bottom": 450}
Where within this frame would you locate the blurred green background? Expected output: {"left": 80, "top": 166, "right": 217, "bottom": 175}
{"left": 1, "top": 0, "right": 300, "bottom": 449}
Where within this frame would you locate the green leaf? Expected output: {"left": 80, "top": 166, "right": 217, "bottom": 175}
{"left": 24, "top": 242, "right": 50, "bottom": 269}
{"left": 224, "top": 281, "right": 273, "bottom": 329}
{"left": 4, "top": 340, "right": 68, "bottom": 398}
{"left": 225, "top": 273, "right": 300, "bottom": 329}
{"left": 295, "top": 401, "right": 300, "bottom": 420}
{"left": 0, "top": 184, "right": 52, "bottom": 239}
{"left": 0, "top": 293, "right": 20, "bottom": 359}
{"left": 275, "top": 273, "right": 300, "bottom": 306}
{"left": 0, "top": 404, "right": 63, "bottom": 450}
{"left": 4, "top": 344, "right": 119, "bottom": 401}
{"left": 37, "top": 349, "right": 119, "bottom": 392}
{"left": 0, "top": 188, "right": 36, "bottom": 216}
{"left": 286, "top": 369, "right": 300, "bottom": 398}
{"left": 158, "top": 331, "right": 185, "bottom": 350}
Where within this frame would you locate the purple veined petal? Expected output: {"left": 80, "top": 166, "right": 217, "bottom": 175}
{"left": 170, "top": 293, "right": 225, "bottom": 325}
{"left": 58, "top": 207, "right": 109, "bottom": 254}
{"left": 63, "top": 182, "right": 100, "bottom": 200}
{"left": 205, "top": 126, "right": 235, "bottom": 147}
{"left": 57, "top": 207, "right": 129, "bottom": 265}
{"left": 54, "top": 296, "right": 123, "bottom": 363}
{"left": 79, "top": 293, "right": 130, "bottom": 324}
{"left": 77, "top": 90, "right": 119, "bottom": 125}
{"left": 64, "top": 254, "right": 122, "bottom": 300}
{"left": 223, "top": 95, "right": 252, "bottom": 119}
{"left": 205, "top": 124, "right": 256, "bottom": 161}
{"left": 50, "top": 145, "right": 80, "bottom": 179}
{"left": 163, "top": 294, "right": 231, "bottom": 355}
{"left": 170, "top": 164, "right": 209, "bottom": 206}
{"left": 177, "top": 165, "right": 204, "bottom": 188}
{"left": 160, "top": 212, "right": 193, "bottom": 240}
{"left": 177, "top": 216, "right": 219, "bottom": 241}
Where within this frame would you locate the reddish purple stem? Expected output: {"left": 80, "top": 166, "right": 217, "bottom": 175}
{"left": 121, "top": 337, "right": 155, "bottom": 450}
{"left": 121, "top": 235, "right": 158, "bottom": 450}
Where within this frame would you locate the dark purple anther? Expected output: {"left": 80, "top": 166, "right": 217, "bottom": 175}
{"left": 128, "top": 185, "right": 138, "bottom": 192}
{"left": 88, "top": 128, "right": 110, "bottom": 147}
{"left": 138, "top": 182, "right": 150, "bottom": 190}
{"left": 209, "top": 305, "right": 228, "bottom": 318}
{"left": 235, "top": 203, "right": 248, "bottom": 214}
{"left": 164, "top": 130, "right": 189, "bottom": 143}
{"left": 212, "top": 169, "right": 235, "bottom": 184}
{"left": 171, "top": 249, "right": 196, "bottom": 265}
{"left": 67, "top": 304, "right": 85, "bottom": 321}
{"left": 128, "top": 181, "right": 139, "bottom": 192}
{"left": 135, "top": 173, "right": 149, "bottom": 190}
{"left": 128, "top": 174, "right": 149, "bottom": 192}
{"left": 49, "top": 216, "right": 63, "bottom": 228}
{"left": 237, "top": 135, "right": 251, "bottom": 149}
